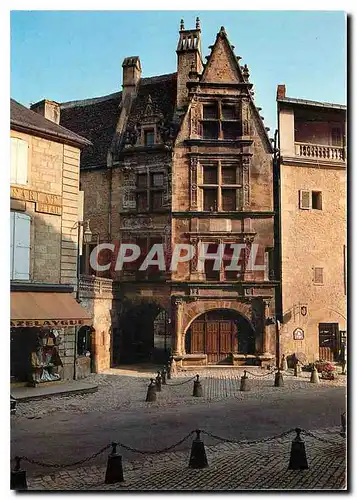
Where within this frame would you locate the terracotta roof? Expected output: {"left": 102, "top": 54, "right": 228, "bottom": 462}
{"left": 10, "top": 99, "right": 91, "bottom": 148}
{"left": 60, "top": 73, "right": 177, "bottom": 169}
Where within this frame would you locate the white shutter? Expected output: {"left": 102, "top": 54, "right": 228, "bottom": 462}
{"left": 10, "top": 212, "right": 15, "bottom": 279}
{"left": 16, "top": 139, "right": 28, "bottom": 185}
{"left": 13, "top": 213, "right": 31, "bottom": 280}
{"left": 10, "top": 138, "right": 18, "bottom": 184}
{"left": 299, "top": 190, "right": 311, "bottom": 210}
{"left": 10, "top": 138, "right": 28, "bottom": 185}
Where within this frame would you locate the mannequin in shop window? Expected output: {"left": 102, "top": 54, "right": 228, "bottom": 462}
{"left": 30, "top": 330, "right": 63, "bottom": 384}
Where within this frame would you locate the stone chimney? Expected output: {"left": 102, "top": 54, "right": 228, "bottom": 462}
{"left": 176, "top": 17, "right": 203, "bottom": 110}
{"left": 30, "top": 99, "right": 60, "bottom": 124}
{"left": 122, "top": 56, "right": 142, "bottom": 102}
{"left": 277, "top": 84, "right": 286, "bottom": 100}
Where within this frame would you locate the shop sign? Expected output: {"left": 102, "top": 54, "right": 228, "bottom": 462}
{"left": 293, "top": 328, "right": 304, "bottom": 340}
{"left": 11, "top": 319, "right": 85, "bottom": 328}
{"left": 36, "top": 202, "right": 62, "bottom": 216}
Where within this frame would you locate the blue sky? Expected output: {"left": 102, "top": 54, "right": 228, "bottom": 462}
{"left": 10, "top": 10, "right": 346, "bottom": 131}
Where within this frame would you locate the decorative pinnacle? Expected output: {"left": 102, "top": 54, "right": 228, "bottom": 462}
{"left": 196, "top": 17, "right": 200, "bottom": 29}
{"left": 180, "top": 19, "right": 185, "bottom": 30}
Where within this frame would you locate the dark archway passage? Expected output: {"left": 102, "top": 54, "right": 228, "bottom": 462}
{"left": 185, "top": 309, "right": 255, "bottom": 364}
{"left": 113, "top": 302, "right": 170, "bottom": 365}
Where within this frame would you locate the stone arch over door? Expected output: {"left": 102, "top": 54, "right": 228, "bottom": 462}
{"left": 175, "top": 299, "right": 254, "bottom": 357}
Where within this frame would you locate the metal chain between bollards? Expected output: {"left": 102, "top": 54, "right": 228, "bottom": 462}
{"left": 113, "top": 431, "right": 196, "bottom": 455}
{"left": 201, "top": 428, "right": 296, "bottom": 445}
{"left": 165, "top": 375, "right": 198, "bottom": 386}
{"left": 17, "top": 444, "right": 112, "bottom": 469}
{"left": 301, "top": 429, "right": 345, "bottom": 444}
{"left": 243, "top": 368, "right": 277, "bottom": 378}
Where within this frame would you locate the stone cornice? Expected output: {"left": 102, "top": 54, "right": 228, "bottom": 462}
{"left": 172, "top": 211, "right": 275, "bottom": 218}
{"left": 281, "top": 156, "right": 346, "bottom": 169}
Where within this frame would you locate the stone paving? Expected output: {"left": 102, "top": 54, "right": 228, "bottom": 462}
{"left": 12, "top": 366, "right": 346, "bottom": 420}
{"left": 25, "top": 427, "right": 346, "bottom": 491}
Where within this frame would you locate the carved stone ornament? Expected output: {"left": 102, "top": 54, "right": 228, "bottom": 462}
{"left": 190, "top": 158, "right": 198, "bottom": 208}
{"left": 124, "top": 124, "right": 139, "bottom": 147}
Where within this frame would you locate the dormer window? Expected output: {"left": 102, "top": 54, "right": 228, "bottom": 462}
{"left": 200, "top": 102, "right": 241, "bottom": 140}
{"left": 144, "top": 129, "right": 155, "bottom": 146}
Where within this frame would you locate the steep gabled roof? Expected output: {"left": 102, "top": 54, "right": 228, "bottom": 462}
{"left": 200, "top": 27, "right": 273, "bottom": 153}
{"left": 60, "top": 73, "right": 177, "bottom": 169}
{"left": 10, "top": 99, "right": 91, "bottom": 148}
{"left": 126, "top": 73, "right": 177, "bottom": 129}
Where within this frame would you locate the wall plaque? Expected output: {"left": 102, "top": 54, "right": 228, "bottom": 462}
{"left": 293, "top": 328, "right": 304, "bottom": 340}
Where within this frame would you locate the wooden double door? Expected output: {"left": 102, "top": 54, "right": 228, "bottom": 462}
{"left": 319, "top": 323, "right": 339, "bottom": 362}
{"left": 190, "top": 320, "right": 238, "bottom": 364}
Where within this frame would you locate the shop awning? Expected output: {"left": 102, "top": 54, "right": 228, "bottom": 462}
{"left": 11, "top": 292, "right": 92, "bottom": 328}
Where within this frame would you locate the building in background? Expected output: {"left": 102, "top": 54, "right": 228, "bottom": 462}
{"left": 10, "top": 98, "right": 92, "bottom": 384}
{"left": 60, "top": 19, "right": 278, "bottom": 369}
{"left": 276, "top": 85, "right": 347, "bottom": 364}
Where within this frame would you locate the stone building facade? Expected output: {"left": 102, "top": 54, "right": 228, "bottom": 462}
{"left": 276, "top": 85, "right": 347, "bottom": 364}
{"left": 60, "top": 20, "right": 278, "bottom": 369}
{"left": 10, "top": 99, "right": 92, "bottom": 383}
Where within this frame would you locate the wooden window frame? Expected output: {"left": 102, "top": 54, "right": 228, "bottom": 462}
{"left": 200, "top": 101, "right": 241, "bottom": 140}
{"left": 199, "top": 161, "right": 243, "bottom": 212}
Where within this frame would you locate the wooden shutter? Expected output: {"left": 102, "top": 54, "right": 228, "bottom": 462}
{"left": 299, "top": 190, "right": 311, "bottom": 210}
{"left": 13, "top": 212, "right": 31, "bottom": 280}
{"left": 10, "top": 212, "right": 15, "bottom": 278}
{"left": 314, "top": 267, "right": 324, "bottom": 284}
{"left": 11, "top": 138, "right": 28, "bottom": 185}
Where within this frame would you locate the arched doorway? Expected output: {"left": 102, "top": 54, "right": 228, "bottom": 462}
{"left": 114, "top": 302, "right": 170, "bottom": 364}
{"left": 185, "top": 309, "right": 255, "bottom": 364}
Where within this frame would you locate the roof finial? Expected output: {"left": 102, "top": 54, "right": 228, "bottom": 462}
{"left": 196, "top": 17, "right": 200, "bottom": 29}
{"left": 180, "top": 19, "right": 185, "bottom": 31}
{"left": 220, "top": 26, "right": 226, "bottom": 34}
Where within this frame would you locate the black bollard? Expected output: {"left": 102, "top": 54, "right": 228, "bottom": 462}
{"left": 105, "top": 442, "right": 124, "bottom": 484}
{"left": 167, "top": 362, "right": 172, "bottom": 380}
{"left": 155, "top": 371, "right": 162, "bottom": 392}
{"left": 193, "top": 374, "right": 203, "bottom": 397}
{"left": 189, "top": 430, "right": 208, "bottom": 469}
{"left": 288, "top": 428, "right": 308, "bottom": 470}
{"left": 146, "top": 378, "right": 157, "bottom": 402}
{"left": 161, "top": 368, "right": 167, "bottom": 385}
{"left": 240, "top": 370, "right": 250, "bottom": 391}
{"left": 340, "top": 412, "right": 346, "bottom": 438}
{"left": 10, "top": 457, "right": 27, "bottom": 490}
{"left": 274, "top": 369, "right": 284, "bottom": 387}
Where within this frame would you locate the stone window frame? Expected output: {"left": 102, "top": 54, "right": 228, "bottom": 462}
{"left": 135, "top": 168, "right": 166, "bottom": 213}
{"left": 198, "top": 160, "right": 243, "bottom": 212}
{"left": 200, "top": 100, "right": 241, "bottom": 140}
{"left": 190, "top": 237, "right": 247, "bottom": 282}
{"left": 140, "top": 124, "right": 157, "bottom": 146}
{"left": 313, "top": 266, "right": 324, "bottom": 285}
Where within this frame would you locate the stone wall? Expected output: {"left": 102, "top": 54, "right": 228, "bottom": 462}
{"left": 10, "top": 130, "right": 82, "bottom": 288}
{"left": 280, "top": 161, "right": 347, "bottom": 361}
{"left": 79, "top": 276, "right": 117, "bottom": 373}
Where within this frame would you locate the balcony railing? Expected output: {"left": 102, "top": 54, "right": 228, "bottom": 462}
{"left": 79, "top": 275, "right": 113, "bottom": 297}
{"left": 295, "top": 142, "right": 345, "bottom": 162}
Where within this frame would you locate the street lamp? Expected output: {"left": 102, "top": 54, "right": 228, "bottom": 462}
{"left": 71, "top": 219, "right": 93, "bottom": 301}
{"left": 71, "top": 219, "right": 92, "bottom": 381}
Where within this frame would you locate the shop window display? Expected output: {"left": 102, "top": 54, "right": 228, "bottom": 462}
{"left": 30, "top": 329, "right": 63, "bottom": 384}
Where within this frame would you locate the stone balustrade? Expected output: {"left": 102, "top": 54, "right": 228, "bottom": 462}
{"left": 79, "top": 275, "right": 114, "bottom": 298}
{"left": 295, "top": 142, "right": 345, "bottom": 161}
